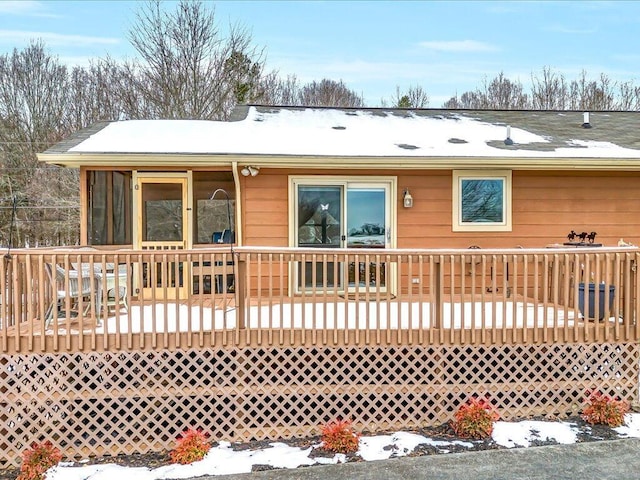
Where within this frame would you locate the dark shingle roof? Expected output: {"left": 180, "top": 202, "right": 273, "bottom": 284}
{"left": 43, "top": 121, "right": 112, "bottom": 154}
{"left": 39, "top": 107, "right": 640, "bottom": 160}
{"left": 241, "top": 105, "right": 640, "bottom": 152}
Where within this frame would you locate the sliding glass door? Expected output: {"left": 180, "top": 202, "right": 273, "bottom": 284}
{"left": 293, "top": 178, "right": 394, "bottom": 293}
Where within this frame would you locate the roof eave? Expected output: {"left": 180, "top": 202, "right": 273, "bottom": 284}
{"left": 37, "top": 152, "right": 640, "bottom": 170}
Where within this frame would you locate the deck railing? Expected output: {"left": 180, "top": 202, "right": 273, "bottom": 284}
{"left": 1, "top": 246, "right": 638, "bottom": 353}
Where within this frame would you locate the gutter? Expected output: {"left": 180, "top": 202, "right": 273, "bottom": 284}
{"left": 37, "top": 152, "right": 640, "bottom": 171}
{"left": 231, "top": 161, "right": 243, "bottom": 247}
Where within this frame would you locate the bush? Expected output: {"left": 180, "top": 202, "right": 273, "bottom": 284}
{"left": 321, "top": 418, "right": 361, "bottom": 454}
{"left": 169, "top": 428, "right": 211, "bottom": 464}
{"left": 17, "top": 441, "right": 63, "bottom": 480}
{"left": 582, "top": 390, "right": 630, "bottom": 427}
{"left": 451, "top": 396, "right": 500, "bottom": 439}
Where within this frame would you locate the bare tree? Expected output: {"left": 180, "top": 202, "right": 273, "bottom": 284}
{"left": 443, "top": 72, "right": 528, "bottom": 109}
{"left": 382, "top": 85, "right": 429, "bottom": 108}
{"left": 443, "top": 68, "right": 640, "bottom": 112}
{"left": 298, "top": 79, "right": 365, "bottom": 107}
{"left": 443, "top": 90, "right": 486, "bottom": 109}
{"left": 66, "top": 57, "right": 128, "bottom": 129}
{"left": 258, "top": 73, "right": 301, "bottom": 105}
{"left": 531, "top": 67, "right": 568, "bottom": 110}
{"left": 258, "top": 75, "right": 365, "bottom": 107}
{"left": 126, "top": 0, "right": 266, "bottom": 119}
{"left": 442, "top": 93, "right": 460, "bottom": 109}
{"left": 568, "top": 71, "right": 616, "bottom": 111}
{"left": 0, "top": 41, "right": 79, "bottom": 246}
{"left": 616, "top": 80, "right": 640, "bottom": 111}
{"left": 482, "top": 73, "right": 529, "bottom": 109}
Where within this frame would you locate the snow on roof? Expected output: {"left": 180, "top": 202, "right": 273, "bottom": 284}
{"left": 63, "top": 106, "right": 640, "bottom": 158}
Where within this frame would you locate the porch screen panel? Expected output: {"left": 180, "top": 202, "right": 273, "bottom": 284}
{"left": 143, "top": 183, "right": 184, "bottom": 242}
{"left": 112, "top": 172, "right": 129, "bottom": 244}
{"left": 89, "top": 171, "right": 107, "bottom": 245}
{"left": 88, "top": 171, "right": 131, "bottom": 245}
{"left": 193, "top": 172, "right": 235, "bottom": 245}
{"left": 297, "top": 186, "right": 342, "bottom": 289}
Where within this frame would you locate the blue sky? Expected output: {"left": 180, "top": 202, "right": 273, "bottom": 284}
{"left": 1, "top": 0, "right": 639, "bottom": 106}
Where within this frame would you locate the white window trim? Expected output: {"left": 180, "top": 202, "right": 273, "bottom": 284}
{"left": 288, "top": 175, "right": 397, "bottom": 297}
{"left": 289, "top": 175, "right": 397, "bottom": 248}
{"left": 452, "top": 170, "right": 512, "bottom": 232}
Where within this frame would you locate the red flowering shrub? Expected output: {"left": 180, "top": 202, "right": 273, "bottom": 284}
{"left": 169, "top": 428, "right": 211, "bottom": 464}
{"left": 582, "top": 390, "right": 629, "bottom": 427}
{"left": 321, "top": 418, "right": 361, "bottom": 454}
{"left": 451, "top": 396, "right": 500, "bottom": 439}
{"left": 17, "top": 441, "right": 63, "bottom": 480}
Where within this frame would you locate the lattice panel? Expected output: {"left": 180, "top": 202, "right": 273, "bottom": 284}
{"left": 1, "top": 343, "right": 638, "bottom": 468}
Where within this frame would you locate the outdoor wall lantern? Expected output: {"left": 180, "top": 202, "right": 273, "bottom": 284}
{"left": 241, "top": 166, "right": 260, "bottom": 177}
{"left": 403, "top": 188, "right": 413, "bottom": 208}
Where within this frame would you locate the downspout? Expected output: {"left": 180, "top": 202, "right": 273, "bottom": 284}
{"left": 231, "top": 161, "right": 243, "bottom": 246}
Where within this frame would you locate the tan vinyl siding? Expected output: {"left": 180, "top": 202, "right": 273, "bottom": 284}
{"left": 243, "top": 168, "right": 640, "bottom": 250}
{"left": 242, "top": 170, "right": 289, "bottom": 246}
{"left": 512, "top": 171, "right": 640, "bottom": 247}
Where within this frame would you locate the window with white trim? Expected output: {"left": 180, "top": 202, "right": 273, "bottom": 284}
{"left": 452, "top": 170, "right": 512, "bottom": 232}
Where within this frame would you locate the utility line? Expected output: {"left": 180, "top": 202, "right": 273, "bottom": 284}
{"left": 0, "top": 205, "right": 79, "bottom": 209}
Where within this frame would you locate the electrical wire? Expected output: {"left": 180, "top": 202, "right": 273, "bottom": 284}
{"left": 0, "top": 205, "right": 79, "bottom": 209}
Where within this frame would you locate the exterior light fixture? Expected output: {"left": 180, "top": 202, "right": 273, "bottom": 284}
{"left": 403, "top": 188, "right": 413, "bottom": 208}
{"left": 241, "top": 166, "right": 260, "bottom": 177}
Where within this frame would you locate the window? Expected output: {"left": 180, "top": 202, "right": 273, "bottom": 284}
{"left": 452, "top": 170, "right": 512, "bottom": 232}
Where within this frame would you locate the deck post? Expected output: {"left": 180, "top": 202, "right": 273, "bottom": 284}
{"left": 236, "top": 255, "right": 247, "bottom": 329}
{"left": 434, "top": 257, "right": 442, "bottom": 329}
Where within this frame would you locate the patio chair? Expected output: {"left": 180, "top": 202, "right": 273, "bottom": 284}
{"left": 72, "top": 262, "right": 129, "bottom": 314}
{"left": 45, "top": 264, "right": 101, "bottom": 327}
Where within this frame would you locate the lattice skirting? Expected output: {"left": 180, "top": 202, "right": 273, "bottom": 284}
{"left": 1, "top": 342, "right": 638, "bottom": 467}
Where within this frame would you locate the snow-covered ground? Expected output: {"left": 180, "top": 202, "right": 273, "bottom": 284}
{"left": 90, "top": 300, "right": 584, "bottom": 334}
{"left": 44, "top": 414, "right": 640, "bottom": 480}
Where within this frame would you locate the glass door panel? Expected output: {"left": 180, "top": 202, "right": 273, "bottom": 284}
{"left": 297, "top": 186, "right": 342, "bottom": 247}
{"left": 297, "top": 185, "right": 342, "bottom": 289}
{"left": 347, "top": 186, "right": 388, "bottom": 289}
{"left": 347, "top": 187, "right": 386, "bottom": 248}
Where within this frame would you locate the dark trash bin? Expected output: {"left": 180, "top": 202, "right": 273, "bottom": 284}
{"left": 578, "top": 283, "right": 615, "bottom": 320}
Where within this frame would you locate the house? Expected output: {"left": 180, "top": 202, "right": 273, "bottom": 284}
{"left": 1, "top": 106, "right": 638, "bottom": 468}
{"left": 39, "top": 106, "right": 640, "bottom": 254}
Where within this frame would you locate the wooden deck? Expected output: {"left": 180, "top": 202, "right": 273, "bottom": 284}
{"left": 1, "top": 246, "right": 639, "bottom": 467}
